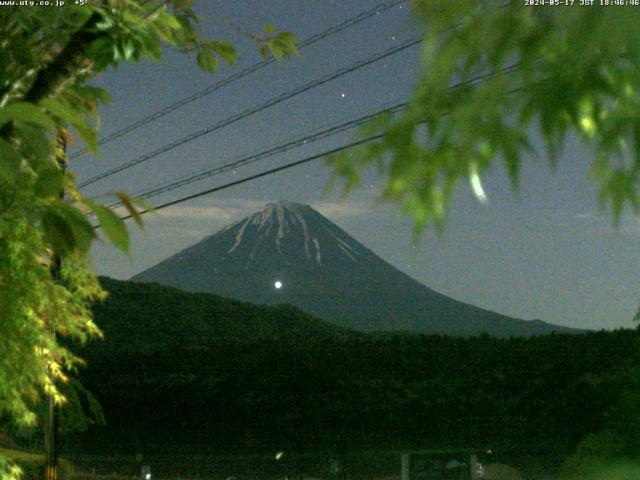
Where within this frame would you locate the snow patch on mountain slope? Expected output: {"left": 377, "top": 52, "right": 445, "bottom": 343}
{"left": 220, "top": 201, "right": 365, "bottom": 266}
{"left": 227, "top": 217, "right": 251, "bottom": 254}
{"left": 289, "top": 206, "right": 311, "bottom": 260}
{"left": 312, "top": 238, "right": 321, "bottom": 265}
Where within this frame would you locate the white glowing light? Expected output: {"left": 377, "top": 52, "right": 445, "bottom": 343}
{"left": 469, "top": 163, "right": 488, "bottom": 204}
{"left": 275, "top": 451, "right": 284, "bottom": 460}
{"left": 340, "top": 92, "right": 346, "bottom": 98}
{"left": 274, "top": 281, "right": 283, "bottom": 289}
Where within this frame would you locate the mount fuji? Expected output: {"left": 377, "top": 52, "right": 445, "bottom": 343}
{"left": 132, "top": 200, "right": 580, "bottom": 337}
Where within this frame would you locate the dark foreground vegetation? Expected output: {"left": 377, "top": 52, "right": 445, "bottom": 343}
{"left": 74, "top": 330, "right": 639, "bottom": 454}
{"left": 7, "top": 279, "right": 640, "bottom": 478}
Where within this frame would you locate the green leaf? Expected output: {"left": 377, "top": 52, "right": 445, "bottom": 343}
{"left": 35, "top": 167, "right": 64, "bottom": 199}
{"left": 267, "top": 40, "right": 283, "bottom": 60}
{"left": 86, "top": 201, "right": 130, "bottom": 253}
{"left": 41, "top": 207, "right": 75, "bottom": 255}
{"left": 122, "top": 40, "right": 136, "bottom": 61}
{"left": 41, "top": 97, "right": 96, "bottom": 151}
{"left": 276, "top": 32, "right": 297, "bottom": 44}
{"left": 115, "top": 191, "right": 151, "bottom": 228}
{"left": 151, "top": 21, "right": 177, "bottom": 44}
{"left": 40, "top": 98, "right": 79, "bottom": 125}
{"left": 211, "top": 41, "right": 237, "bottom": 65}
{"left": 0, "top": 139, "right": 21, "bottom": 182}
{"left": 140, "top": 31, "right": 163, "bottom": 61}
{"left": 73, "top": 122, "right": 99, "bottom": 155}
{"left": 74, "top": 85, "right": 112, "bottom": 105}
{"left": 16, "top": 124, "right": 52, "bottom": 161}
{"left": 173, "top": 0, "right": 194, "bottom": 9}
{"left": 263, "top": 23, "right": 276, "bottom": 34}
{"left": 274, "top": 32, "right": 299, "bottom": 57}
{"left": 41, "top": 203, "right": 96, "bottom": 255}
{"left": 95, "top": 16, "right": 114, "bottom": 31}
{"left": 196, "top": 47, "right": 218, "bottom": 73}
{"left": 85, "top": 36, "right": 114, "bottom": 68}
{"left": 0, "top": 103, "right": 55, "bottom": 129}
{"left": 61, "top": 203, "right": 96, "bottom": 253}
{"left": 157, "top": 11, "right": 182, "bottom": 31}
{"left": 258, "top": 44, "right": 270, "bottom": 60}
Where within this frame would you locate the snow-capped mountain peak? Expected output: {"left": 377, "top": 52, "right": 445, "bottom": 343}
{"left": 132, "top": 200, "right": 582, "bottom": 337}
{"left": 219, "top": 200, "right": 368, "bottom": 267}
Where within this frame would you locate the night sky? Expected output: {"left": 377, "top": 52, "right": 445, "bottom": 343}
{"left": 73, "top": 0, "right": 639, "bottom": 331}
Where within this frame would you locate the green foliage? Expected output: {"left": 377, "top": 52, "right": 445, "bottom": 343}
{"left": 91, "top": 277, "right": 357, "bottom": 348}
{"left": 563, "top": 431, "right": 629, "bottom": 473}
{"left": 3, "top": 380, "right": 105, "bottom": 453}
{"left": 76, "top": 281, "right": 640, "bottom": 471}
{"left": 258, "top": 31, "right": 300, "bottom": 60}
{"left": 330, "top": 1, "right": 640, "bottom": 231}
{"left": 85, "top": 200, "right": 129, "bottom": 253}
{"left": 0, "top": 3, "right": 297, "bottom": 479}
{"left": 80, "top": 324, "right": 636, "bottom": 473}
{"left": 196, "top": 47, "right": 219, "bottom": 73}
{"left": 58, "top": 380, "right": 106, "bottom": 434}
{"left": 560, "top": 460, "right": 640, "bottom": 480}
{"left": 0, "top": 448, "right": 73, "bottom": 480}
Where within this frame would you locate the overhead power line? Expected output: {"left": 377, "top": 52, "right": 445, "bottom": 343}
{"left": 108, "top": 102, "right": 408, "bottom": 208}
{"left": 105, "top": 63, "right": 522, "bottom": 225}
{"left": 109, "top": 62, "right": 522, "bottom": 208}
{"left": 69, "top": 0, "right": 409, "bottom": 159}
{"left": 116, "top": 133, "right": 384, "bottom": 223}
{"left": 79, "top": 35, "right": 422, "bottom": 189}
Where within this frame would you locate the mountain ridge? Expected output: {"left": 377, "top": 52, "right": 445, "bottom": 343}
{"left": 91, "top": 276, "right": 360, "bottom": 350}
{"left": 132, "top": 200, "right": 583, "bottom": 337}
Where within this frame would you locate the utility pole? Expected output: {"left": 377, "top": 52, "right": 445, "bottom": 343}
{"left": 44, "top": 128, "right": 67, "bottom": 480}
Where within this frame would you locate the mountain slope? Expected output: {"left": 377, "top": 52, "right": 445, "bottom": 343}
{"left": 132, "top": 201, "right": 581, "bottom": 337}
{"left": 92, "top": 277, "right": 359, "bottom": 350}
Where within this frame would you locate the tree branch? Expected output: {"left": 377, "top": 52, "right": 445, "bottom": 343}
{"left": 23, "top": 13, "right": 103, "bottom": 104}
{"left": 0, "top": 12, "right": 105, "bottom": 140}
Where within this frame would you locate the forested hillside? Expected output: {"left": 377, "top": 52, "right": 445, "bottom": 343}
{"left": 75, "top": 319, "right": 640, "bottom": 461}
{"left": 91, "top": 277, "right": 359, "bottom": 349}
{"left": 45, "top": 278, "right": 638, "bottom": 477}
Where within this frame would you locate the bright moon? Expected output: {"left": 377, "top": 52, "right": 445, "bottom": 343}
{"left": 274, "top": 281, "right": 283, "bottom": 289}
